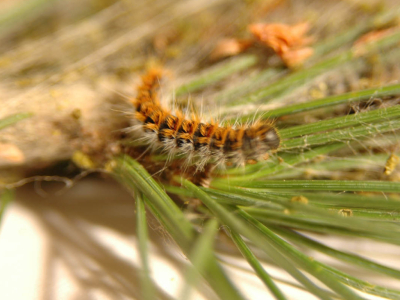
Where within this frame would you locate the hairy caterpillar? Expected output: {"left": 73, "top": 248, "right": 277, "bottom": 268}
{"left": 129, "top": 69, "right": 280, "bottom": 171}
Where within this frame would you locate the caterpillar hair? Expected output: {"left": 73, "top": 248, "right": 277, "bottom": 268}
{"left": 129, "top": 69, "right": 280, "bottom": 172}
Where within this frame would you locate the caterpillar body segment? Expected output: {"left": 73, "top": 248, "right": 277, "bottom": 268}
{"left": 130, "top": 69, "right": 280, "bottom": 171}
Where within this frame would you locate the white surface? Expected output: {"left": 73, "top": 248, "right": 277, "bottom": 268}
{"left": 0, "top": 201, "right": 47, "bottom": 300}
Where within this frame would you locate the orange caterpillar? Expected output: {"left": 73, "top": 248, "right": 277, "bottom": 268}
{"left": 130, "top": 69, "right": 280, "bottom": 171}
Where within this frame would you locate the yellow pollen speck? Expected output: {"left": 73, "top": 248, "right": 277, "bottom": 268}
{"left": 72, "top": 151, "right": 96, "bottom": 169}
{"left": 291, "top": 196, "right": 308, "bottom": 204}
{"left": 339, "top": 209, "right": 353, "bottom": 217}
{"left": 104, "top": 160, "right": 117, "bottom": 172}
{"left": 384, "top": 153, "right": 399, "bottom": 175}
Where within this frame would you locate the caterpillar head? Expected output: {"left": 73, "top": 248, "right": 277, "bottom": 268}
{"left": 262, "top": 126, "right": 280, "bottom": 150}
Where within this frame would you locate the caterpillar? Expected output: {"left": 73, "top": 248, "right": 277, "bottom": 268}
{"left": 129, "top": 69, "right": 280, "bottom": 172}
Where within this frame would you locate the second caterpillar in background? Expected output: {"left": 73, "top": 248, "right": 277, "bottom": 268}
{"left": 129, "top": 69, "right": 280, "bottom": 172}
